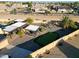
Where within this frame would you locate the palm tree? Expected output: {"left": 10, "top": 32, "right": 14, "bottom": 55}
{"left": 61, "top": 16, "right": 78, "bottom": 29}
{"left": 61, "top": 16, "right": 70, "bottom": 29}
{"left": 69, "top": 20, "right": 78, "bottom": 29}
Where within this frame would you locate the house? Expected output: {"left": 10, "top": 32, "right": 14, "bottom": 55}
{"left": 52, "top": 5, "right": 73, "bottom": 13}
{"left": 33, "top": 8, "right": 46, "bottom": 14}
{"left": 22, "top": 5, "right": 28, "bottom": 8}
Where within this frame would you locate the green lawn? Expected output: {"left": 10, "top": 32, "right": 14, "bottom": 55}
{"left": 34, "top": 32, "right": 59, "bottom": 46}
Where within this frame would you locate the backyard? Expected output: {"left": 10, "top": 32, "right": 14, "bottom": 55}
{"left": 12, "top": 19, "right": 78, "bottom": 52}
{"left": 0, "top": 17, "right": 79, "bottom": 58}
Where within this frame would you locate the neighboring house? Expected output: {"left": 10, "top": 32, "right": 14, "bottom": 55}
{"left": 58, "top": 9, "right": 67, "bottom": 13}
{"left": 32, "top": 3, "right": 47, "bottom": 9}
{"left": 52, "top": 5, "right": 73, "bottom": 13}
{"left": 22, "top": 5, "right": 28, "bottom": 8}
{"left": 34, "top": 8, "right": 45, "bottom": 13}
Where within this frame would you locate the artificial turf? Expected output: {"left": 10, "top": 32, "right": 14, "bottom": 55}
{"left": 34, "top": 32, "right": 59, "bottom": 46}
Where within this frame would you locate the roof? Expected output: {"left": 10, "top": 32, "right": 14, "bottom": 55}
{"left": 14, "top": 19, "right": 25, "bottom": 22}
{"left": 25, "top": 25, "right": 39, "bottom": 31}
{"left": 3, "top": 22, "right": 26, "bottom": 32}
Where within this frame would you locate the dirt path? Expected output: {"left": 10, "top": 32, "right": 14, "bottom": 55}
{"left": 0, "top": 13, "right": 79, "bottom": 22}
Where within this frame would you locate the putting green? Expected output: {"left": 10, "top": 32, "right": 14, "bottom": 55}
{"left": 34, "top": 32, "right": 59, "bottom": 46}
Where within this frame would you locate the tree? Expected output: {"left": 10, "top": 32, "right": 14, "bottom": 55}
{"left": 78, "top": 10, "right": 79, "bottom": 15}
{"left": 22, "top": 2, "right": 32, "bottom": 12}
{"left": 73, "top": 2, "right": 79, "bottom": 7}
{"left": 47, "top": 3, "right": 52, "bottom": 10}
{"left": 27, "top": 2, "right": 32, "bottom": 8}
{"left": 45, "top": 10, "right": 51, "bottom": 15}
{"left": 55, "top": 7, "right": 58, "bottom": 13}
{"left": 22, "top": 2, "right": 32, "bottom": 7}
{"left": 25, "top": 18, "right": 33, "bottom": 24}
{"left": 10, "top": 8, "right": 17, "bottom": 14}
{"left": 6, "top": 2, "right": 14, "bottom": 7}
{"left": 73, "top": 9, "right": 79, "bottom": 15}
{"left": 27, "top": 7, "right": 32, "bottom": 12}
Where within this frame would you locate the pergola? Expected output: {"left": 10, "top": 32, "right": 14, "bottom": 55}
{"left": 25, "top": 25, "right": 40, "bottom": 32}
{"left": 3, "top": 22, "right": 26, "bottom": 33}
{"left": 11, "top": 22, "right": 26, "bottom": 28}
{"left": 3, "top": 22, "right": 26, "bottom": 38}
{"left": 3, "top": 25, "right": 17, "bottom": 33}
{"left": 14, "top": 19, "right": 25, "bottom": 22}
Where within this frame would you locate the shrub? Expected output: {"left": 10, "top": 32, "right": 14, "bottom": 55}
{"left": 45, "top": 10, "right": 51, "bottom": 15}
{"left": 10, "top": 9, "right": 17, "bottom": 14}
{"left": 25, "top": 18, "right": 33, "bottom": 24}
{"left": 44, "top": 50, "right": 50, "bottom": 54}
{"left": 61, "top": 16, "right": 78, "bottom": 29}
{"left": 36, "top": 54, "right": 43, "bottom": 58}
{"left": 16, "top": 29, "right": 25, "bottom": 37}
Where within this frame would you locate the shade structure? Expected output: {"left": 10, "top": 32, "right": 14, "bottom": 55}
{"left": 14, "top": 19, "right": 25, "bottom": 22}
{"left": 3, "top": 22, "right": 26, "bottom": 32}
{"left": 25, "top": 25, "right": 39, "bottom": 32}
{"left": 3, "top": 26, "right": 17, "bottom": 32}
{"left": 11, "top": 22, "right": 26, "bottom": 28}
